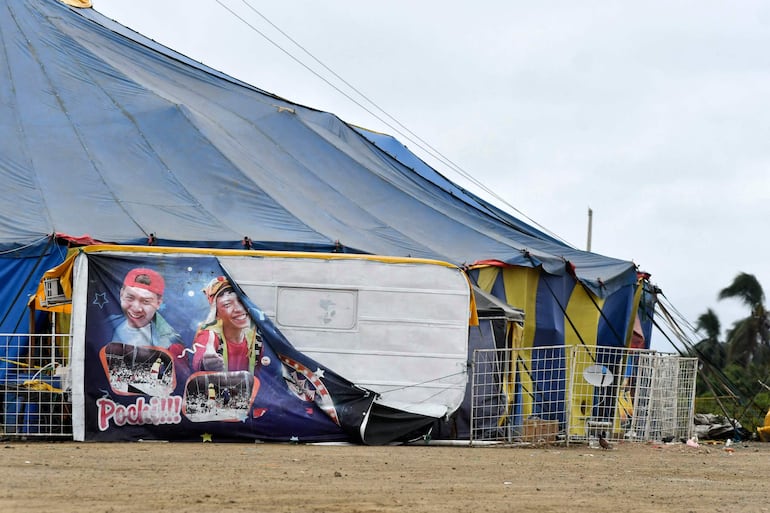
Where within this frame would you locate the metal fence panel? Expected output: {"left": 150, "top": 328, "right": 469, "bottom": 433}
{"left": 0, "top": 334, "right": 72, "bottom": 438}
{"left": 470, "top": 345, "right": 697, "bottom": 445}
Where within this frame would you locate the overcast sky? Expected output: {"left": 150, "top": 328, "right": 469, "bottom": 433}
{"left": 94, "top": 0, "right": 770, "bottom": 352}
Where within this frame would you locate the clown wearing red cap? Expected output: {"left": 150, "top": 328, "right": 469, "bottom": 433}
{"left": 191, "top": 276, "right": 262, "bottom": 374}
{"left": 109, "top": 268, "right": 183, "bottom": 349}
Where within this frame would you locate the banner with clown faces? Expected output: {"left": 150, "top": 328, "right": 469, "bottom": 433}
{"left": 81, "top": 252, "right": 376, "bottom": 442}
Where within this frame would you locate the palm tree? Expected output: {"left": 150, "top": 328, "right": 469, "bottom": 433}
{"left": 719, "top": 272, "right": 770, "bottom": 366}
{"left": 693, "top": 308, "right": 726, "bottom": 369}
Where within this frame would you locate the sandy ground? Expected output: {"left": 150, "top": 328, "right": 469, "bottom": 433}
{"left": 1, "top": 439, "right": 768, "bottom": 513}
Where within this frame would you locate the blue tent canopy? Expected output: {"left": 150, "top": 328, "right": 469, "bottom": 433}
{"left": 0, "top": 0, "right": 643, "bottom": 337}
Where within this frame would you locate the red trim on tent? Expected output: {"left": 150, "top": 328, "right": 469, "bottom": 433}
{"left": 470, "top": 259, "right": 509, "bottom": 268}
{"left": 54, "top": 233, "right": 105, "bottom": 246}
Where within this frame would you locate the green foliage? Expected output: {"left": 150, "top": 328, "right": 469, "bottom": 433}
{"left": 718, "top": 273, "right": 770, "bottom": 367}
{"left": 738, "top": 395, "right": 770, "bottom": 434}
{"left": 692, "top": 272, "right": 770, "bottom": 433}
{"left": 695, "top": 309, "right": 721, "bottom": 340}
{"left": 718, "top": 272, "right": 765, "bottom": 307}
{"left": 694, "top": 394, "right": 737, "bottom": 418}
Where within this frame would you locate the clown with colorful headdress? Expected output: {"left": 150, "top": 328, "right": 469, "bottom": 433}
{"left": 191, "top": 276, "right": 263, "bottom": 373}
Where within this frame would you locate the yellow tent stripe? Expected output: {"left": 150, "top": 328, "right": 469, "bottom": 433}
{"left": 502, "top": 267, "right": 539, "bottom": 348}
{"left": 624, "top": 278, "right": 645, "bottom": 347}
{"left": 474, "top": 266, "right": 499, "bottom": 293}
{"left": 564, "top": 285, "right": 605, "bottom": 436}
{"left": 564, "top": 285, "right": 603, "bottom": 349}
{"left": 501, "top": 267, "right": 540, "bottom": 420}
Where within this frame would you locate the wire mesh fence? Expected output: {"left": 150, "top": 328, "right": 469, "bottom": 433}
{"left": 0, "top": 333, "right": 72, "bottom": 438}
{"left": 469, "top": 345, "right": 698, "bottom": 446}
{"left": 2, "top": 332, "right": 698, "bottom": 444}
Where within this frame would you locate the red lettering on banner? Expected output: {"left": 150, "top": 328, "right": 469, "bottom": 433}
{"left": 98, "top": 399, "right": 115, "bottom": 431}
{"left": 96, "top": 396, "right": 184, "bottom": 431}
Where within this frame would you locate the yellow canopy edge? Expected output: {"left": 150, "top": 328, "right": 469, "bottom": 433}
{"left": 32, "top": 245, "right": 475, "bottom": 326}
{"left": 32, "top": 248, "right": 79, "bottom": 313}
{"left": 59, "top": 0, "right": 92, "bottom": 8}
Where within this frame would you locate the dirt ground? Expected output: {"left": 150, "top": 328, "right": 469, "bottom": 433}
{"left": 1, "top": 439, "right": 768, "bottom": 513}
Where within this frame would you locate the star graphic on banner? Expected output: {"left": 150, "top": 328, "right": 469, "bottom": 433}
{"left": 290, "top": 436, "right": 299, "bottom": 443}
{"left": 315, "top": 368, "right": 325, "bottom": 378}
{"left": 201, "top": 433, "right": 212, "bottom": 443}
{"left": 92, "top": 292, "right": 108, "bottom": 308}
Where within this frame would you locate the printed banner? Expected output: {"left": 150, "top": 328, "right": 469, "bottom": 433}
{"left": 83, "top": 253, "right": 374, "bottom": 442}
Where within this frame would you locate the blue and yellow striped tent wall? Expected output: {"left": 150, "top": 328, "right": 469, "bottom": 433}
{"left": 468, "top": 264, "right": 645, "bottom": 436}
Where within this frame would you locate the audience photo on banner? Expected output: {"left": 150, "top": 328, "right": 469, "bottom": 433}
{"left": 100, "top": 342, "right": 175, "bottom": 397}
{"left": 183, "top": 371, "right": 257, "bottom": 423}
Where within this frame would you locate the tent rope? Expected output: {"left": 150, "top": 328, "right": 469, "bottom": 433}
{"left": 374, "top": 370, "right": 467, "bottom": 397}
